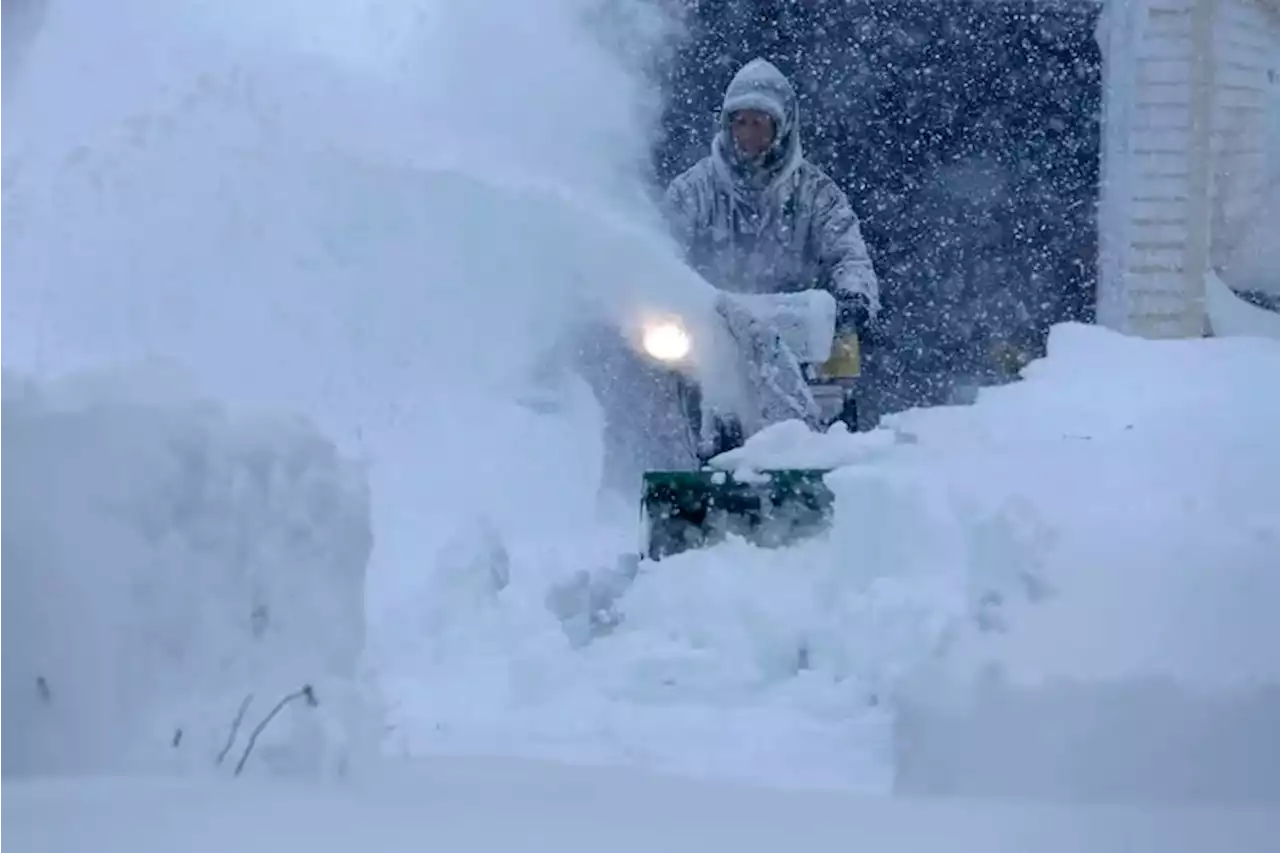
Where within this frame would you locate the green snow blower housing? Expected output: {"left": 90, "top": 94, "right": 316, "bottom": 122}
{"left": 640, "top": 467, "right": 836, "bottom": 561}
{"left": 631, "top": 290, "right": 863, "bottom": 562}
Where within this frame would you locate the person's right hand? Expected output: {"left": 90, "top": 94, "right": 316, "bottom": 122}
{"left": 834, "top": 292, "right": 873, "bottom": 337}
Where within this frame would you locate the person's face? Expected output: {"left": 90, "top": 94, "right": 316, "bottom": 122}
{"left": 730, "top": 109, "right": 775, "bottom": 158}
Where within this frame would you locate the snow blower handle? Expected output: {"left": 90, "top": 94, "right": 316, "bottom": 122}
{"left": 835, "top": 291, "right": 871, "bottom": 333}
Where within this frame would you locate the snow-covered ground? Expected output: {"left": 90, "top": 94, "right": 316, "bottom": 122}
{"left": 5, "top": 1, "right": 1280, "bottom": 844}
{"left": 8, "top": 764, "right": 1280, "bottom": 853}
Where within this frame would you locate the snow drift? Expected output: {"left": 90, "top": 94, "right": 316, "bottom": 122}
{"left": 378, "top": 321, "right": 1280, "bottom": 801}
{"left": 830, "top": 323, "right": 1280, "bottom": 803}
{"left": 1, "top": 370, "right": 374, "bottom": 778}
{"left": 711, "top": 321, "right": 1280, "bottom": 692}
{"left": 870, "top": 321, "right": 1280, "bottom": 692}
{"left": 715, "top": 323, "right": 1280, "bottom": 801}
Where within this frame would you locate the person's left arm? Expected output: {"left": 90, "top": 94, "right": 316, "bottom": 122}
{"left": 810, "top": 175, "right": 880, "bottom": 333}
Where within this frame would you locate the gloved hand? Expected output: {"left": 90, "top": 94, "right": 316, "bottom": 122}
{"left": 834, "top": 292, "right": 873, "bottom": 337}
{"left": 822, "top": 292, "right": 874, "bottom": 380}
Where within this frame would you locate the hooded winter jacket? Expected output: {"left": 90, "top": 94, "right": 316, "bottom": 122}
{"left": 663, "top": 58, "right": 881, "bottom": 319}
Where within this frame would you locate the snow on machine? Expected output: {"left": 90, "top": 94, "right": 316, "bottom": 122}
{"left": 631, "top": 288, "right": 864, "bottom": 561}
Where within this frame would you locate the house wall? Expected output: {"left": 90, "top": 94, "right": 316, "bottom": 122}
{"left": 1096, "top": 0, "right": 1280, "bottom": 338}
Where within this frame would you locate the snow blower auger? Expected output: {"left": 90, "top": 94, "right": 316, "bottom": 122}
{"left": 641, "top": 466, "right": 837, "bottom": 561}
{"left": 632, "top": 290, "right": 863, "bottom": 562}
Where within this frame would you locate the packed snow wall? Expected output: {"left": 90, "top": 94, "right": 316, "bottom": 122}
{"left": 882, "top": 323, "right": 1280, "bottom": 803}
{"left": 1, "top": 370, "right": 374, "bottom": 777}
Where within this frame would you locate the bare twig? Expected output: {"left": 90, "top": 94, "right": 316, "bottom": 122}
{"left": 216, "top": 694, "right": 255, "bottom": 765}
{"left": 234, "top": 685, "right": 319, "bottom": 776}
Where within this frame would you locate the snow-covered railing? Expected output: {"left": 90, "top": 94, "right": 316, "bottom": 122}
{"left": 1096, "top": 0, "right": 1280, "bottom": 339}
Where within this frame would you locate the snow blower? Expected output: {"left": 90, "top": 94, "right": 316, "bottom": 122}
{"left": 633, "top": 290, "right": 863, "bottom": 561}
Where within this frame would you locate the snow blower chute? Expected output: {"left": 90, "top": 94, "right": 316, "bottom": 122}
{"left": 633, "top": 290, "right": 863, "bottom": 562}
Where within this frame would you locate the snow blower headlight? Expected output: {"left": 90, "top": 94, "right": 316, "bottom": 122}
{"left": 641, "top": 320, "right": 691, "bottom": 363}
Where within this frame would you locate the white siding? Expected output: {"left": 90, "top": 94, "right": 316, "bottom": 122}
{"left": 1096, "top": 0, "right": 1280, "bottom": 338}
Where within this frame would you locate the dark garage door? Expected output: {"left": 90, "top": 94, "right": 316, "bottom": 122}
{"left": 653, "top": 0, "right": 1102, "bottom": 421}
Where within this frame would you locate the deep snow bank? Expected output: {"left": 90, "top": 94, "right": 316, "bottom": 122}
{"left": 1, "top": 370, "right": 374, "bottom": 778}
{"left": 450, "top": 319, "right": 1277, "bottom": 800}
{"left": 714, "top": 322, "right": 1280, "bottom": 690}
{"left": 183, "top": 312, "right": 1278, "bottom": 801}
{"left": 721, "top": 321, "right": 1280, "bottom": 803}
{"left": 871, "top": 322, "right": 1280, "bottom": 689}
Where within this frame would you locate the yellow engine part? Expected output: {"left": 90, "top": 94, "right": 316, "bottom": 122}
{"left": 819, "top": 333, "right": 862, "bottom": 379}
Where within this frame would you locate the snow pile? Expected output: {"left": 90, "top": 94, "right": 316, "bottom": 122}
{"left": 894, "top": 323, "right": 1279, "bottom": 689}
{"left": 723, "top": 322, "right": 1280, "bottom": 689}
{"left": 881, "top": 325, "right": 1280, "bottom": 803}
{"left": 378, "top": 514, "right": 915, "bottom": 792}
{"left": 712, "top": 321, "right": 1280, "bottom": 802}
{"left": 1, "top": 369, "right": 375, "bottom": 779}
{"left": 374, "top": 424, "right": 1012, "bottom": 793}
{"left": 380, "top": 322, "right": 1280, "bottom": 799}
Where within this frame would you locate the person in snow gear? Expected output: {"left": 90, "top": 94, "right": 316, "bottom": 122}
{"left": 633, "top": 58, "right": 884, "bottom": 561}
{"left": 662, "top": 57, "right": 881, "bottom": 343}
